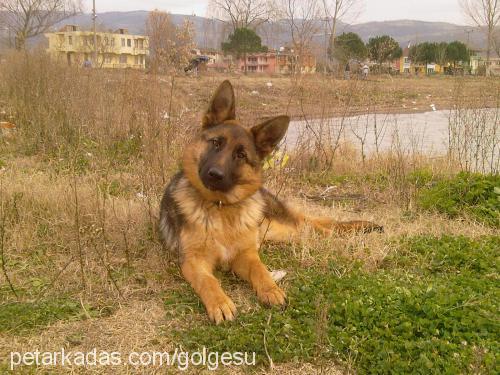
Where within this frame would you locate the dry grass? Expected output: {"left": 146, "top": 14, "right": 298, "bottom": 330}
{"left": 0, "top": 51, "right": 498, "bottom": 373}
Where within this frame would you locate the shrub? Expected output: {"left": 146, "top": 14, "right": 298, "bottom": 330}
{"left": 418, "top": 172, "right": 500, "bottom": 227}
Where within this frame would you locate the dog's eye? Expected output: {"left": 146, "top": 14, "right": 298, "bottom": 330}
{"left": 236, "top": 151, "right": 247, "bottom": 159}
{"left": 211, "top": 138, "right": 221, "bottom": 149}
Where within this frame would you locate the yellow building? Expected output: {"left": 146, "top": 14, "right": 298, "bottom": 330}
{"left": 395, "top": 47, "right": 445, "bottom": 74}
{"left": 45, "top": 25, "right": 149, "bottom": 69}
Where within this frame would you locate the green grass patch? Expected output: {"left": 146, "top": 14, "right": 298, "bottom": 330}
{"left": 170, "top": 236, "right": 499, "bottom": 373}
{"left": 0, "top": 298, "right": 97, "bottom": 335}
{"left": 418, "top": 172, "right": 500, "bottom": 227}
{"left": 106, "top": 136, "right": 142, "bottom": 166}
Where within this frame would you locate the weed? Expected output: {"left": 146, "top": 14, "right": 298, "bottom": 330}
{"left": 418, "top": 172, "right": 500, "bottom": 227}
{"left": 0, "top": 298, "right": 95, "bottom": 335}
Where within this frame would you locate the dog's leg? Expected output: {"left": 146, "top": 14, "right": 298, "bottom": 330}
{"left": 181, "top": 257, "right": 236, "bottom": 324}
{"left": 231, "top": 249, "right": 286, "bottom": 306}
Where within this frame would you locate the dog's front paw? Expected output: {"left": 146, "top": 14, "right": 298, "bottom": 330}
{"left": 205, "top": 294, "right": 237, "bottom": 325}
{"left": 257, "top": 285, "right": 287, "bottom": 306}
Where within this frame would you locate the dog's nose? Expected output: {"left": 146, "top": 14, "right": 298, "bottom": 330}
{"left": 208, "top": 167, "right": 224, "bottom": 181}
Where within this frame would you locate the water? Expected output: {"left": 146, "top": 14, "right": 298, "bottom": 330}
{"left": 286, "top": 109, "right": 454, "bottom": 156}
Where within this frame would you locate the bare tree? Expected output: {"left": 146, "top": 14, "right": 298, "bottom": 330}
{"left": 145, "top": 10, "right": 195, "bottom": 73}
{"left": 0, "top": 0, "right": 82, "bottom": 50}
{"left": 322, "top": 0, "right": 362, "bottom": 62}
{"left": 145, "top": 10, "right": 177, "bottom": 72}
{"left": 278, "top": 0, "right": 322, "bottom": 73}
{"left": 493, "top": 27, "right": 500, "bottom": 57}
{"left": 208, "top": 0, "right": 273, "bottom": 30}
{"left": 173, "top": 18, "right": 196, "bottom": 69}
{"left": 460, "top": 0, "right": 500, "bottom": 75}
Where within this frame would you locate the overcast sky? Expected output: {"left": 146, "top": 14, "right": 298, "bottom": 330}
{"left": 83, "top": 0, "right": 467, "bottom": 25}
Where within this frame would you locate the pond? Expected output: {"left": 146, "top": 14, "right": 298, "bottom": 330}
{"left": 286, "top": 108, "right": 499, "bottom": 159}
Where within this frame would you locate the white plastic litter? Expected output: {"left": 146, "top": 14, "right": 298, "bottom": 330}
{"left": 270, "top": 270, "right": 287, "bottom": 282}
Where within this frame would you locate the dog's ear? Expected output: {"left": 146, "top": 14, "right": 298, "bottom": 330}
{"left": 202, "top": 80, "right": 236, "bottom": 129}
{"left": 251, "top": 115, "right": 290, "bottom": 158}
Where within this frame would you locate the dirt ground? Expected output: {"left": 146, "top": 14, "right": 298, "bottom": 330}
{"left": 165, "top": 73, "right": 498, "bottom": 122}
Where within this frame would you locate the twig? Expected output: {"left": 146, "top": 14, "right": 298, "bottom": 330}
{"left": 263, "top": 312, "right": 274, "bottom": 369}
{"left": 0, "top": 191, "right": 19, "bottom": 299}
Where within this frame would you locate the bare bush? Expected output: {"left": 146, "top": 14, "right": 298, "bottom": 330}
{"left": 448, "top": 80, "right": 500, "bottom": 173}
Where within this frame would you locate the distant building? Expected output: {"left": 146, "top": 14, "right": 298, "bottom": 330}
{"left": 393, "top": 47, "right": 412, "bottom": 73}
{"left": 470, "top": 50, "right": 500, "bottom": 76}
{"left": 45, "top": 25, "right": 149, "bottom": 69}
{"left": 237, "top": 47, "right": 316, "bottom": 74}
{"left": 238, "top": 52, "right": 276, "bottom": 73}
{"left": 276, "top": 47, "right": 316, "bottom": 74}
{"left": 195, "top": 49, "right": 233, "bottom": 72}
{"left": 394, "top": 46, "right": 444, "bottom": 75}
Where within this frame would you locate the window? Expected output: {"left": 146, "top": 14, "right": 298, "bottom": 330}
{"left": 121, "top": 38, "right": 125, "bottom": 47}
{"left": 120, "top": 54, "right": 127, "bottom": 64}
{"left": 105, "top": 55, "right": 112, "bottom": 64}
{"left": 134, "top": 55, "right": 139, "bottom": 65}
{"left": 68, "top": 35, "right": 72, "bottom": 45}
{"left": 127, "top": 39, "right": 131, "bottom": 47}
{"left": 139, "top": 55, "right": 144, "bottom": 64}
{"left": 110, "top": 38, "right": 115, "bottom": 47}
{"left": 138, "top": 39, "right": 144, "bottom": 49}
{"left": 134, "top": 39, "right": 138, "bottom": 48}
{"left": 404, "top": 57, "right": 409, "bottom": 63}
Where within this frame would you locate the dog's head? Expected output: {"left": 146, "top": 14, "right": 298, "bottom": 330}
{"left": 183, "top": 80, "right": 289, "bottom": 204}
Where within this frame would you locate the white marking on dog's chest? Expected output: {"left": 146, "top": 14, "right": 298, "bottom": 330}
{"left": 214, "top": 239, "right": 234, "bottom": 264}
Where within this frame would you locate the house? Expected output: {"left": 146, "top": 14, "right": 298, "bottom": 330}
{"left": 393, "top": 47, "right": 412, "bottom": 73}
{"left": 197, "top": 49, "right": 233, "bottom": 72}
{"left": 394, "top": 46, "right": 444, "bottom": 75}
{"left": 470, "top": 50, "right": 500, "bottom": 75}
{"left": 237, "top": 47, "right": 317, "bottom": 74}
{"left": 276, "top": 46, "right": 316, "bottom": 74}
{"left": 45, "top": 25, "right": 149, "bottom": 69}
{"left": 238, "top": 52, "right": 277, "bottom": 73}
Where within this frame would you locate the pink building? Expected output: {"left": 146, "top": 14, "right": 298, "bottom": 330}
{"left": 238, "top": 52, "right": 277, "bottom": 73}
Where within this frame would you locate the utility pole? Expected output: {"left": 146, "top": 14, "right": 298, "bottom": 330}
{"left": 92, "top": 0, "right": 98, "bottom": 66}
{"left": 323, "top": 17, "right": 329, "bottom": 74}
{"left": 465, "top": 28, "right": 474, "bottom": 47}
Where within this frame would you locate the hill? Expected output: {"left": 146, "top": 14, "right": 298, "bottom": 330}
{"left": 0, "top": 11, "right": 486, "bottom": 51}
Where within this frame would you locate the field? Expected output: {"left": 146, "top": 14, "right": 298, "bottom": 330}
{"left": 0, "top": 52, "right": 499, "bottom": 374}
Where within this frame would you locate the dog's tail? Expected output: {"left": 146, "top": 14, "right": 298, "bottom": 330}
{"left": 259, "top": 189, "right": 383, "bottom": 242}
{"left": 306, "top": 216, "right": 384, "bottom": 235}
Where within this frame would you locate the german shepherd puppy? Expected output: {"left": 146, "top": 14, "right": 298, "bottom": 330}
{"left": 160, "top": 80, "right": 382, "bottom": 324}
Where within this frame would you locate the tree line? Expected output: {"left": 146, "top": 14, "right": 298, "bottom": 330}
{"left": 333, "top": 32, "right": 470, "bottom": 69}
